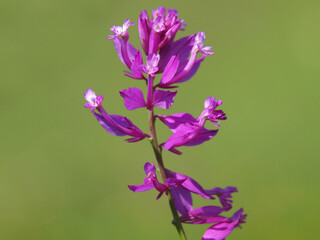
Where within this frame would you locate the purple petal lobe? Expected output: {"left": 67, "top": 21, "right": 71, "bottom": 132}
{"left": 128, "top": 181, "right": 155, "bottom": 192}
{"left": 158, "top": 35, "right": 195, "bottom": 72}
{"left": 180, "top": 206, "right": 227, "bottom": 224}
{"left": 112, "top": 38, "right": 137, "bottom": 68}
{"left": 205, "top": 186, "right": 238, "bottom": 210}
{"left": 157, "top": 113, "right": 197, "bottom": 132}
{"left": 171, "top": 187, "right": 193, "bottom": 215}
{"left": 163, "top": 125, "right": 198, "bottom": 149}
{"left": 93, "top": 113, "right": 127, "bottom": 136}
{"left": 153, "top": 90, "right": 177, "bottom": 109}
{"left": 144, "top": 162, "right": 156, "bottom": 176}
{"left": 161, "top": 55, "right": 179, "bottom": 85}
{"left": 202, "top": 209, "right": 246, "bottom": 240}
{"left": 184, "top": 128, "right": 218, "bottom": 146}
{"left": 120, "top": 87, "right": 146, "bottom": 110}
{"left": 177, "top": 57, "right": 204, "bottom": 83}
{"left": 167, "top": 170, "right": 213, "bottom": 199}
{"left": 125, "top": 50, "right": 144, "bottom": 79}
{"left": 109, "top": 114, "right": 145, "bottom": 137}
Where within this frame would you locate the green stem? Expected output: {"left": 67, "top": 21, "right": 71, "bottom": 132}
{"left": 148, "top": 110, "right": 188, "bottom": 240}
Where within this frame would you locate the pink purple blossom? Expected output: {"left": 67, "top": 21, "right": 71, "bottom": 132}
{"left": 128, "top": 162, "right": 246, "bottom": 239}
{"left": 84, "top": 88, "right": 149, "bottom": 142}
{"left": 157, "top": 96, "right": 226, "bottom": 152}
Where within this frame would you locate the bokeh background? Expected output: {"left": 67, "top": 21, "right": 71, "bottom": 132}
{"left": 1, "top": 0, "right": 319, "bottom": 239}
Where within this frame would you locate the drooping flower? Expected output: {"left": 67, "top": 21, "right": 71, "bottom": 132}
{"left": 157, "top": 96, "right": 226, "bottom": 152}
{"left": 84, "top": 89, "right": 149, "bottom": 142}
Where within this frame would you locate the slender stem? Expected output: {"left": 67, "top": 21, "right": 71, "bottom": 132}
{"left": 148, "top": 110, "right": 188, "bottom": 240}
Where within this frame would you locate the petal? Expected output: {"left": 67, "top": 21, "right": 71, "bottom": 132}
{"left": 202, "top": 209, "right": 246, "bottom": 240}
{"left": 205, "top": 187, "right": 238, "bottom": 210}
{"left": 158, "top": 35, "right": 195, "bottom": 72}
{"left": 128, "top": 182, "right": 155, "bottom": 192}
{"left": 176, "top": 57, "right": 204, "bottom": 83}
{"left": 126, "top": 50, "right": 144, "bottom": 79}
{"left": 84, "top": 88, "right": 96, "bottom": 102}
{"left": 113, "top": 38, "right": 137, "bottom": 68}
{"left": 93, "top": 113, "right": 127, "bottom": 136}
{"left": 109, "top": 114, "right": 146, "bottom": 137}
{"left": 184, "top": 128, "right": 218, "bottom": 146}
{"left": 165, "top": 177, "right": 187, "bottom": 188}
{"left": 84, "top": 102, "right": 94, "bottom": 109}
{"left": 138, "top": 10, "right": 150, "bottom": 55}
{"left": 120, "top": 87, "right": 146, "bottom": 110}
{"left": 163, "top": 124, "right": 200, "bottom": 149}
{"left": 144, "top": 162, "right": 156, "bottom": 176}
{"left": 157, "top": 113, "right": 197, "bottom": 133}
{"left": 180, "top": 206, "right": 227, "bottom": 224}
{"left": 96, "top": 108, "right": 148, "bottom": 139}
{"left": 160, "top": 55, "right": 179, "bottom": 85}
{"left": 153, "top": 90, "right": 177, "bottom": 109}
{"left": 125, "top": 137, "right": 146, "bottom": 143}
{"left": 163, "top": 127, "right": 194, "bottom": 150}
{"left": 171, "top": 187, "right": 193, "bottom": 215}
{"left": 112, "top": 37, "right": 126, "bottom": 66}
{"left": 202, "top": 222, "right": 238, "bottom": 240}
{"left": 167, "top": 170, "right": 214, "bottom": 199}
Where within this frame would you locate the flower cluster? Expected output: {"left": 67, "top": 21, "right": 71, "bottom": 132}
{"left": 84, "top": 6, "right": 246, "bottom": 240}
{"left": 129, "top": 162, "right": 246, "bottom": 240}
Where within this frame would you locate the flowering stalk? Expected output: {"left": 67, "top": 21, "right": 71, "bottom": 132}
{"left": 84, "top": 6, "right": 246, "bottom": 240}
{"left": 148, "top": 109, "right": 188, "bottom": 240}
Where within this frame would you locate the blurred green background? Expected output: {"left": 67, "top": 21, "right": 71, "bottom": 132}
{"left": 1, "top": 0, "right": 319, "bottom": 239}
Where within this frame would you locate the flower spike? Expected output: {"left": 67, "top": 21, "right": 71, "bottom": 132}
{"left": 84, "top": 6, "right": 246, "bottom": 240}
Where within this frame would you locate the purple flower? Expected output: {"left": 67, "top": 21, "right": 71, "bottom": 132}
{"left": 166, "top": 169, "right": 245, "bottom": 240}
{"left": 108, "top": 8, "right": 213, "bottom": 86}
{"left": 179, "top": 207, "right": 246, "bottom": 240}
{"left": 120, "top": 87, "right": 177, "bottom": 111}
{"left": 108, "top": 19, "right": 141, "bottom": 74}
{"left": 123, "top": 50, "right": 145, "bottom": 80}
{"left": 139, "top": 53, "right": 160, "bottom": 77}
{"left": 128, "top": 162, "right": 185, "bottom": 200}
{"left": 205, "top": 187, "right": 238, "bottom": 210}
{"left": 128, "top": 162, "right": 245, "bottom": 239}
{"left": 84, "top": 89, "right": 149, "bottom": 142}
{"left": 194, "top": 32, "right": 214, "bottom": 57}
{"left": 179, "top": 206, "right": 227, "bottom": 224}
{"left": 157, "top": 97, "right": 226, "bottom": 152}
{"left": 157, "top": 32, "right": 213, "bottom": 88}
{"left": 201, "top": 209, "right": 247, "bottom": 240}
{"left": 84, "top": 88, "right": 104, "bottom": 112}
{"left": 108, "top": 19, "right": 135, "bottom": 40}
{"left": 138, "top": 7, "right": 185, "bottom": 55}
{"left": 166, "top": 169, "right": 215, "bottom": 215}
